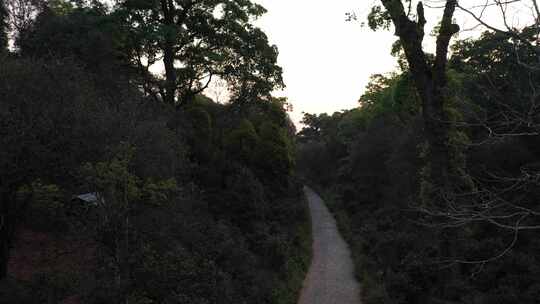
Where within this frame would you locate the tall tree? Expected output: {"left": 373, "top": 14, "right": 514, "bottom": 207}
{"left": 367, "top": 3, "right": 463, "bottom": 299}
{"left": 117, "top": 0, "right": 284, "bottom": 106}
{"left": 370, "top": 0, "right": 460, "bottom": 191}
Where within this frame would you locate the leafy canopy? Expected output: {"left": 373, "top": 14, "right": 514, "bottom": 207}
{"left": 116, "top": 0, "right": 284, "bottom": 105}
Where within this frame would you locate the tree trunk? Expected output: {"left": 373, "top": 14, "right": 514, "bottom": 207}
{"left": 161, "top": 0, "right": 177, "bottom": 106}
{"left": 0, "top": 0, "right": 7, "bottom": 52}
{"left": 424, "top": 86, "right": 450, "bottom": 188}
{"left": 381, "top": 0, "right": 458, "bottom": 189}
{"left": 380, "top": 1, "right": 460, "bottom": 299}
{"left": 0, "top": 186, "right": 15, "bottom": 280}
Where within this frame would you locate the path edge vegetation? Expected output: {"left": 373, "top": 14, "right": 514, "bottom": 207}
{"left": 272, "top": 192, "right": 312, "bottom": 304}
{"left": 298, "top": 1, "right": 540, "bottom": 303}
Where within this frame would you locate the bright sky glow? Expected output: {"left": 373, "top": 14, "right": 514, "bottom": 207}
{"left": 252, "top": 0, "right": 537, "bottom": 126}
{"left": 254, "top": 0, "right": 397, "bottom": 125}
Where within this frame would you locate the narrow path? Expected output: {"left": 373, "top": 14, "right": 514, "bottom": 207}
{"left": 298, "top": 186, "right": 362, "bottom": 304}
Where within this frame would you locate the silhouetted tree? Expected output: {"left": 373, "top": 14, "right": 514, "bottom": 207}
{"left": 370, "top": 0, "right": 460, "bottom": 192}
{"left": 117, "top": 0, "right": 284, "bottom": 106}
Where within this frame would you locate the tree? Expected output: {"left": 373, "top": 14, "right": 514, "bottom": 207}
{"left": 16, "top": 2, "right": 133, "bottom": 93}
{"left": 456, "top": 0, "right": 540, "bottom": 72}
{"left": 365, "top": 3, "right": 468, "bottom": 299}
{"left": 224, "top": 119, "right": 259, "bottom": 165}
{"left": 117, "top": 0, "right": 284, "bottom": 106}
{"left": 369, "top": 1, "right": 540, "bottom": 266}
{"left": 394, "top": 1, "right": 540, "bottom": 237}
{"left": 0, "top": 0, "right": 8, "bottom": 51}
{"left": 5, "top": 0, "right": 42, "bottom": 43}
{"left": 0, "top": 56, "right": 117, "bottom": 280}
{"left": 81, "top": 144, "right": 141, "bottom": 302}
{"left": 413, "top": 29, "right": 540, "bottom": 240}
{"left": 369, "top": 0, "right": 460, "bottom": 192}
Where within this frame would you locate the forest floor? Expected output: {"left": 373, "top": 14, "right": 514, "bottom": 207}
{"left": 298, "top": 186, "right": 362, "bottom": 304}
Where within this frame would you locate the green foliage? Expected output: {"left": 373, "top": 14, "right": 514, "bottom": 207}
{"left": 117, "top": 0, "right": 283, "bottom": 104}
{"left": 0, "top": 57, "right": 115, "bottom": 187}
{"left": 28, "top": 182, "right": 63, "bottom": 212}
{"left": 47, "top": 0, "right": 75, "bottom": 15}
{"left": 132, "top": 120, "right": 186, "bottom": 179}
{"left": 367, "top": 5, "right": 392, "bottom": 31}
{"left": 141, "top": 178, "right": 178, "bottom": 206}
{"left": 81, "top": 143, "right": 141, "bottom": 204}
{"left": 259, "top": 121, "right": 286, "bottom": 144}
{"left": 18, "top": 5, "right": 122, "bottom": 73}
{"left": 22, "top": 181, "right": 66, "bottom": 231}
{"left": 224, "top": 119, "right": 260, "bottom": 165}
{"left": 0, "top": 2, "right": 308, "bottom": 302}
{"left": 255, "top": 121, "right": 295, "bottom": 185}
{"left": 271, "top": 193, "right": 312, "bottom": 304}
{"left": 186, "top": 107, "right": 213, "bottom": 136}
{"left": 359, "top": 72, "right": 419, "bottom": 124}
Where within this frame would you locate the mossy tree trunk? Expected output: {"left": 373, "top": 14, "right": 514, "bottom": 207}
{"left": 379, "top": 0, "right": 461, "bottom": 299}
{"left": 380, "top": 0, "right": 459, "bottom": 190}
{"left": 160, "top": 0, "right": 177, "bottom": 106}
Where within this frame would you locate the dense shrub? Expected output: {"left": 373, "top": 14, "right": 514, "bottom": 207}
{"left": 0, "top": 3, "right": 310, "bottom": 303}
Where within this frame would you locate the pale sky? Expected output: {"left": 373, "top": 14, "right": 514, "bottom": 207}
{"left": 251, "top": 0, "right": 536, "bottom": 126}
{"left": 138, "top": 0, "right": 535, "bottom": 126}
{"left": 254, "top": 0, "right": 397, "bottom": 125}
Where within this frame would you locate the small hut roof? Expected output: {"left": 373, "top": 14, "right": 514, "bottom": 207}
{"left": 74, "top": 192, "right": 99, "bottom": 203}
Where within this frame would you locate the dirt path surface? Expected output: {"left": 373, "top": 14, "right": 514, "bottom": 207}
{"left": 298, "top": 186, "right": 362, "bottom": 304}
